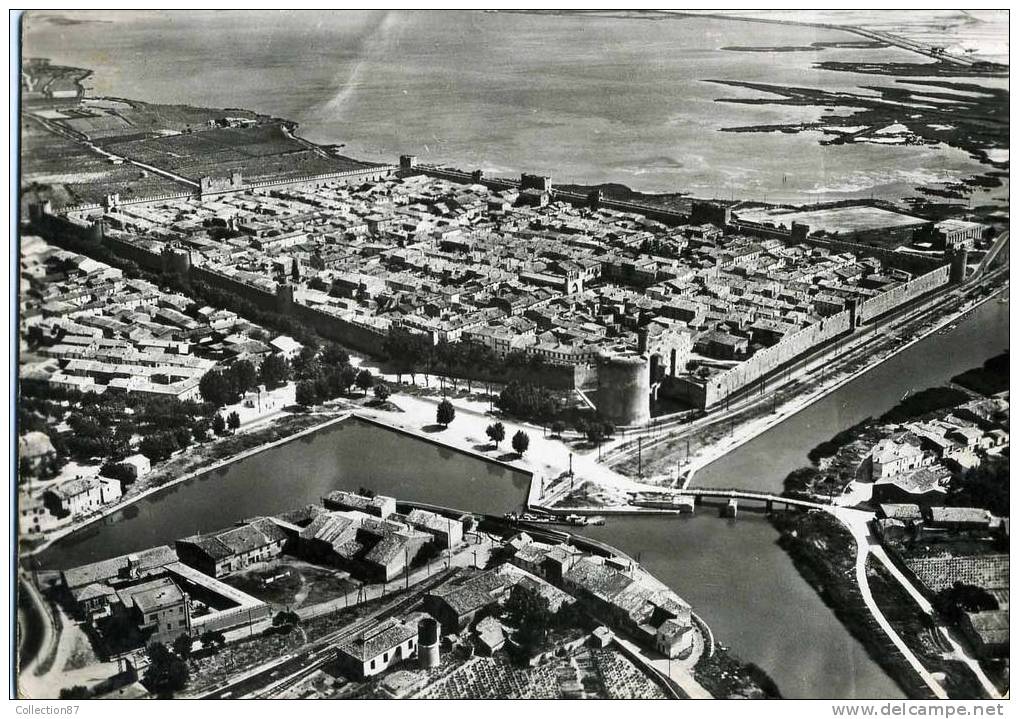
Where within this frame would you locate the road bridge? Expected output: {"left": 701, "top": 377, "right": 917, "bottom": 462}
{"left": 677, "top": 487, "right": 828, "bottom": 512}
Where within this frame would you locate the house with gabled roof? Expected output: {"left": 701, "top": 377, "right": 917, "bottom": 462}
{"left": 175, "top": 517, "right": 288, "bottom": 577}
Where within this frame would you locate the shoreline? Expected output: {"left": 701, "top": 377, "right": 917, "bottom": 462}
{"left": 24, "top": 411, "right": 353, "bottom": 558}
{"left": 353, "top": 413, "right": 536, "bottom": 482}
{"left": 766, "top": 511, "right": 935, "bottom": 699}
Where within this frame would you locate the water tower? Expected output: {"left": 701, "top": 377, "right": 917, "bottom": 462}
{"left": 418, "top": 617, "right": 440, "bottom": 669}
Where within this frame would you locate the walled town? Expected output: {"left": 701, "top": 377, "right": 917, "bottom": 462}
{"left": 29, "top": 157, "right": 984, "bottom": 427}
{"left": 17, "top": 52, "right": 1008, "bottom": 703}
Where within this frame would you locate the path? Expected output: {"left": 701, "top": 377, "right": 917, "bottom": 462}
{"left": 868, "top": 545, "right": 1002, "bottom": 699}
{"left": 834, "top": 508, "right": 948, "bottom": 699}
{"left": 17, "top": 574, "right": 55, "bottom": 692}
{"left": 613, "top": 635, "right": 711, "bottom": 699}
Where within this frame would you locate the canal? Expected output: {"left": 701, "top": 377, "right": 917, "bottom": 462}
{"left": 36, "top": 418, "right": 530, "bottom": 569}
{"left": 34, "top": 294, "right": 1007, "bottom": 699}
{"left": 696, "top": 296, "right": 1009, "bottom": 493}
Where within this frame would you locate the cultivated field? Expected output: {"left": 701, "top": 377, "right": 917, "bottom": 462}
{"left": 21, "top": 117, "right": 186, "bottom": 207}
{"left": 103, "top": 123, "right": 369, "bottom": 182}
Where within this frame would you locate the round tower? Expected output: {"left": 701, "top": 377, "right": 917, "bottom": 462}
{"left": 162, "top": 243, "right": 192, "bottom": 276}
{"left": 948, "top": 247, "right": 969, "bottom": 284}
{"left": 596, "top": 353, "right": 651, "bottom": 426}
{"left": 418, "top": 617, "right": 440, "bottom": 669}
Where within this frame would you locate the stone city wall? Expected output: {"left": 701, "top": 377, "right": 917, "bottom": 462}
{"left": 701, "top": 310, "right": 852, "bottom": 408}
{"left": 857, "top": 264, "right": 950, "bottom": 323}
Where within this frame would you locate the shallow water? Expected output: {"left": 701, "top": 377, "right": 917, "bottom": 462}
{"left": 23, "top": 10, "right": 1005, "bottom": 203}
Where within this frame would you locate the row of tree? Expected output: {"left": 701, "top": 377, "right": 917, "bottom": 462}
{"left": 199, "top": 355, "right": 290, "bottom": 408}
{"left": 382, "top": 333, "right": 567, "bottom": 391}
{"left": 485, "top": 421, "right": 530, "bottom": 456}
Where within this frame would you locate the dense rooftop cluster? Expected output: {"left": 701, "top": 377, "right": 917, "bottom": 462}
{"left": 20, "top": 235, "right": 274, "bottom": 400}
{"left": 76, "top": 173, "right": 938, "bottom": 378}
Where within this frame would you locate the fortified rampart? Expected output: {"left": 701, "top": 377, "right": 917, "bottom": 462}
{"left": 52, "top": 165, "right": 396, "bottom": 216}
{"left": 704, "top": 310, "right": 852, "bottom": 408}
{"left": 414, "top": 165, "right": 691, "bottom": 226}
{"left": 856, "top": 264, "right": 950, "bottom": 324}
{"left": 731, "top": 217, "right": 944, "bottom": 275}
{"left": 597, "top": 354, "right": 651, "bottom": 426}
{"left": 671, "top": 310, "right": 853, "bottom": 409}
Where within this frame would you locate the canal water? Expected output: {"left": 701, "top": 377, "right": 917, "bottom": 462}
{"left": 33, "top": 295, "right": 1007, "bottom": 698}
{"left": 696, "top": 296, "right": 1009, "bottom": 493}
{"left": 35, "top": 418, "right": 529, "bottom": 569}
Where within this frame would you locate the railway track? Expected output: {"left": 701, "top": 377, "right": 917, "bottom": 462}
{"left": 200, "top": 570, "right": 454, "bottom": 699}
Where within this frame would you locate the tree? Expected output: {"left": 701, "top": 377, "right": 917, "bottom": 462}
{"left": 497, "top": 381, "right": 558, "bottom": 422}
{"left": 227, "top": 359, "right": 257, "bottom": 396}
{"left": 199, "top": 630, "right": 226, "bottom": 654}
{"left": 259, "top": 354, "right": 290, "bottom": 390}
{"left": 173, "top": 426, "right": 193, "bottom": 450}
{"left": 139, "top": 432, "right": 178, "bottom": 462}
{"left": 199, "top": 370, "right": 233, "bottom": 407}
{"left": 321, "top": 344, "right": 350, "bottom": 367}
{"left": 192, "top": 420, "right": 209, "bottom": 443}
{"left": 291, "top": 345, "right": 320, "bottom": 381}
{"left": 373, "top": 383, "right": 391, "bottom": 402}
{"left": 339, "top": 364, "right": 358, "bottom": 394}
{"left": 586, "top": 424, "right": 605, "bottom": 446}
{"left": 783, "top": 467, "right": 822, "bottom": 497}
{"left": 948, "top": 456, "right": 1009, "bottom": 516}
{"left": 934, "top": 582, "right": 998, "bottom": 625}
{"left": 504, "top": 583, "right": 553, "bottom": 656}
{"left": 550, "top": 420, "right": 566, "bottom": 437}
{"left": 355, "top": 369, "right": 374, "bottom": 397}
{"left": 100, "top": 462, "right": 136, "bottom": 485}
{"left": 172, "top": 633, "right": 193, "bottom": 661}
{"left": 512, "top": 430, "right": 530, "bottom": 457}
{"left": 59, "top": 686, "right": 91, "bottom": 699}
{"left": 486, "top": 422, "right": 506, "bottom": 448}
{"left": 227, "top": 411, "right": 241, "bottom": 432}
{"left": 271, "top": 610, "right": 301, "bottom": 635}
{"left": 436, "top": 398, "right": 455, "bottom": 428}
{"left": 143, "top": 641, "right": 190, "bottom": 697}
{"left": 211, "top": 413, "right": 226, "bottom": 436}
{"left": 295, "top": 381, "right": 319, "bottom": 407}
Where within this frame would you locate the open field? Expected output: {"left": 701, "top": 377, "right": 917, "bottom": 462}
{"left": 742, "top": 205, "right": 930, "bottom": 234}
{"left": 21, "top": 117, "right": 185, "bottom": 206}
{"left": 65, "top": 99, "right": 263, "bottom": 142}
{"left": 103, "top": 123, "right": 369, "bottom": 182}
{"left": 223, "top": 558, "right": 358, "bottom": 610}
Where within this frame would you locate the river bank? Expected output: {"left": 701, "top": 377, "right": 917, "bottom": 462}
{"left": 23, "top": 409, "right": 352, "bottom": 558}
{"left": 768, "top": 511, "right": 938, "bottom": 698}
{"left": 768, "top": 511, "right": 993, "bottom": 699}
